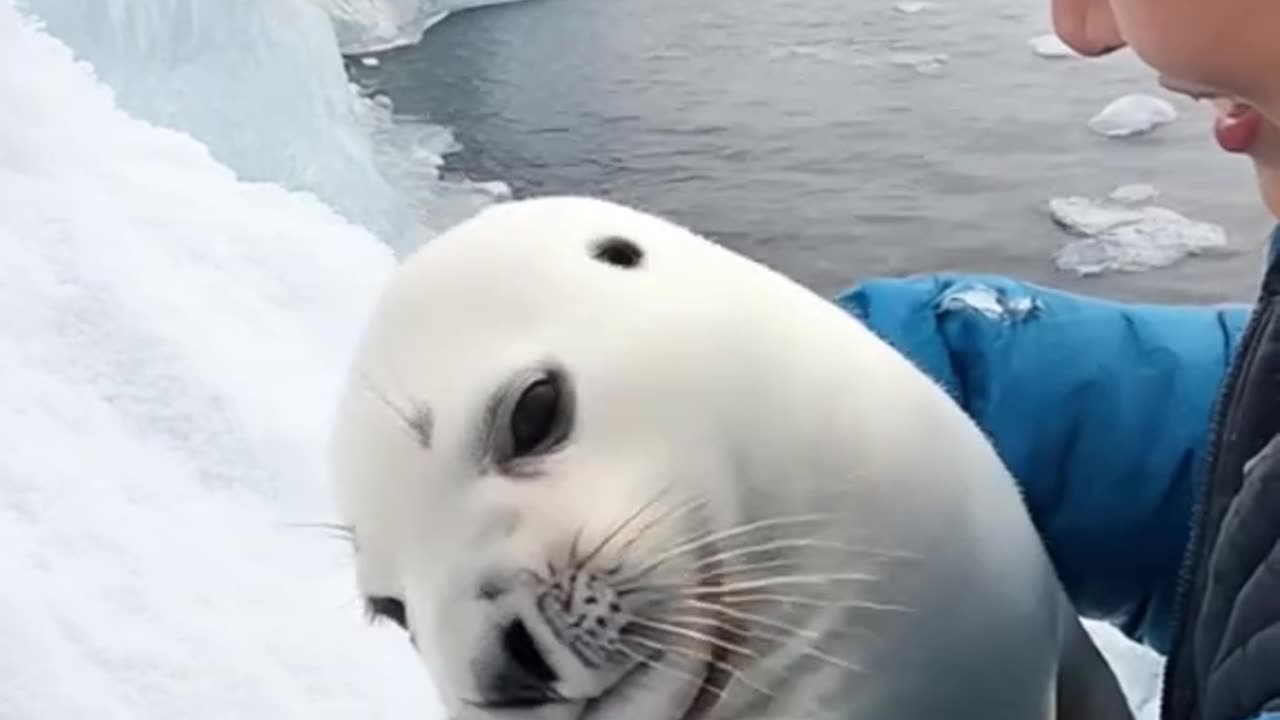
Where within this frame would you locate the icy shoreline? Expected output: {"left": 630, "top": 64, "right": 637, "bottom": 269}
{"left": 2, "top": 0, "right": 1168, "bottom": 716}
{"left": 320, "top": 0, "right": 528, "bottom": 54}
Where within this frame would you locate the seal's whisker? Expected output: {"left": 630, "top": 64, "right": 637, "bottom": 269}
{"left": 627, "top": 632, "right": 838, "bottom": 720}
{"left": 692, "top": 558, "right": 796, "bottom": 582}
{"left": 612, "top": 642, "right": 729, "bottom": 703}
{"left": 664, "top": 603, "right": 826, "bottom": 642}
{"left": 616, "top": 513, "right": 841, "bottom": 585}
{"left": 691, "top": 593, "right": 915, "bottom": 614}
{"left": 575, "top": 483, "right": 675, "bottom": 572}
{"left": 606, "top": 493, "right": 711, "bottom": 573}
{"left": 650, "top": 604, "right": 870, "bottom": 671}
{"left": 690, "top": 538, "right": 919, "bottom": 571}
{"left": 654, "top": 615, "right": 868, "bottom": 678}
{"left": 625, "top": 633, "right": 777, "bottom": 701}
{"left": 620, "top": 557, "right": 800, "bottom": 595}
{"left": 624, "top": 572, "right": 880, "bottom": 597}
{"left": 566, "top": 526, "right": 586, "bottom": 568}
{"left": 626, "top": 617, "right": 759, "bottom": 660}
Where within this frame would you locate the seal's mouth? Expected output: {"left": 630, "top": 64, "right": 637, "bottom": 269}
{"left": 476, "top": 552, "right": 732, "bottom": 720}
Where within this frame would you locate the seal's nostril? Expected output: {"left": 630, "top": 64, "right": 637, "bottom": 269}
{"left": 502, "top": 618, "right": 559, "bottom": 685}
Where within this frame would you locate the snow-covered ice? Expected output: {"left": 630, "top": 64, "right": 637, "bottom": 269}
{"left": 1088, "top": 93, "right": 1179, "bottom": 138}
{"left": 22, "top": 0, "right": 415, "bottom": 243}
{"left": 1029, "top": 33, "right": 1079, "bottom": 59}
{"left": 317, "top": 0, "right": 528, "bottom": 53}
{"left": 2, "top": 0, "right": 1168, "bottom": 716}
{"left": 1049, "top": 190, "right": 1229, "bottom": 276}
{"left": 0, "top": 3, "right": 441, "bottom": 717}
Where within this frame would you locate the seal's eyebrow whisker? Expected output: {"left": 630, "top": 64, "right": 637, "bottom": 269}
{"left": 358, "top": 368, "right": 432, "bottom": 449}
{"left": 282, "top": 521, "right": 354, "bottom": 535}
{"left": 281, "top": 521, "right": 357, "bottom": 546}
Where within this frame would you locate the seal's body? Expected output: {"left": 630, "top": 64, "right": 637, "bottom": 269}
{"left": 329, "top": 196, "right": 1134, "bottom": 720}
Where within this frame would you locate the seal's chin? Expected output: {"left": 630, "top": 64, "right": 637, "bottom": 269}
{"left": 458, "top": 660, "right": 655, "bottom": 720}
{"left": 457, "top": 645, "right": 718, "bottom": 720}
{"left": 575, "top": 649, "right": 717, "bottom": 720}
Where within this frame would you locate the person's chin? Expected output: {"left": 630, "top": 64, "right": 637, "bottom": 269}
{"left": 1254, "top": 165, "right": 1280, "bottom": 221}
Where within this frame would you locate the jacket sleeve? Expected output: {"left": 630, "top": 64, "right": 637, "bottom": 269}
{"left": 832, "top": 273, "right": 1250, "bottom": 655}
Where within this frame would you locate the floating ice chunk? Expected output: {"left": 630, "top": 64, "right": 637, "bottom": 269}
{"left": 1108, "top": 183, "right": 1160, "bottom": 205}
{"left": 894, "top": 1, "right": 939, "bottom": 14}
{"left": 1029, "top": 33, "right": 1078, "bottom": 58}
{"left": 1048, "top": 194, "right": 1228, "bottom": 276}
{"left": 1088, "top": 94, "right": 1179, "bottom": 138}
{"left": 888, "top": 52, "right": 949, "bottom": 75}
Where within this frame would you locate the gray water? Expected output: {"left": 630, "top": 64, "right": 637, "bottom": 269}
{"left": 355, "top": 0, "right": 1273, "bottom": 304}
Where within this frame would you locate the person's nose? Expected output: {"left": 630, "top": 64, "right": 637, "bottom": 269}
{"left": 1051, "top": 0, "right": 1126, "bottom": 57}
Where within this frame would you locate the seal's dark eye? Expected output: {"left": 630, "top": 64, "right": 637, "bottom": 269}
{"left": 365, "top": 596, "right": 408, "bottom": 630}
{"left": 511, "top": 379, "right": 560, "bottom": 456}
{"left": 591, "top": 236, "right": 643, "bottom": 269}
{"left": 495, "top": 368, "right": 573, "bottom": 466}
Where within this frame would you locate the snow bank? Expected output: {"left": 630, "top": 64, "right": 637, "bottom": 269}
{"left": 0, "top": 3, "right": 442, "bottom": 717}
{"left": 317, "top": 0, "right": 527, "bottom": 54}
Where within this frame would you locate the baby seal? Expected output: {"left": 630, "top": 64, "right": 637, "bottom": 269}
{"left": 328, "top": 196, "right": 1135, "bottom": 720}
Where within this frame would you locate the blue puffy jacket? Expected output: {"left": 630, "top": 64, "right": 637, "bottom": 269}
{"left": 833, "top": 273, "right": 1251, "bottom": 654}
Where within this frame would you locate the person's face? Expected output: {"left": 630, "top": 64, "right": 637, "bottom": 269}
{"left": 1052, "top": 0, "right": 1280, "bottom": 217}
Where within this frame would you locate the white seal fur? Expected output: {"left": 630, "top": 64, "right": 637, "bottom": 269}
{"left": 328, "top": 196, "right": 1135, "bottom": 720}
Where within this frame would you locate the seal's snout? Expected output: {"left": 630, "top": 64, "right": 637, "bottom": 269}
{"left": 463, "top": 566, "right": 637, "bottom": 710}
{"left": 470, "top": 616, "right": 562, "bottom": 708}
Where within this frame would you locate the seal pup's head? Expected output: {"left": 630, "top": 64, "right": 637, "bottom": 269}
{"left": 330, "top": 196, "right": 923, "bottom": 720}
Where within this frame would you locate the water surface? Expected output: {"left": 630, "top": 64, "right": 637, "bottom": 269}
{"left": 360, "top": 0, "right": 1272, "bottom": 303}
